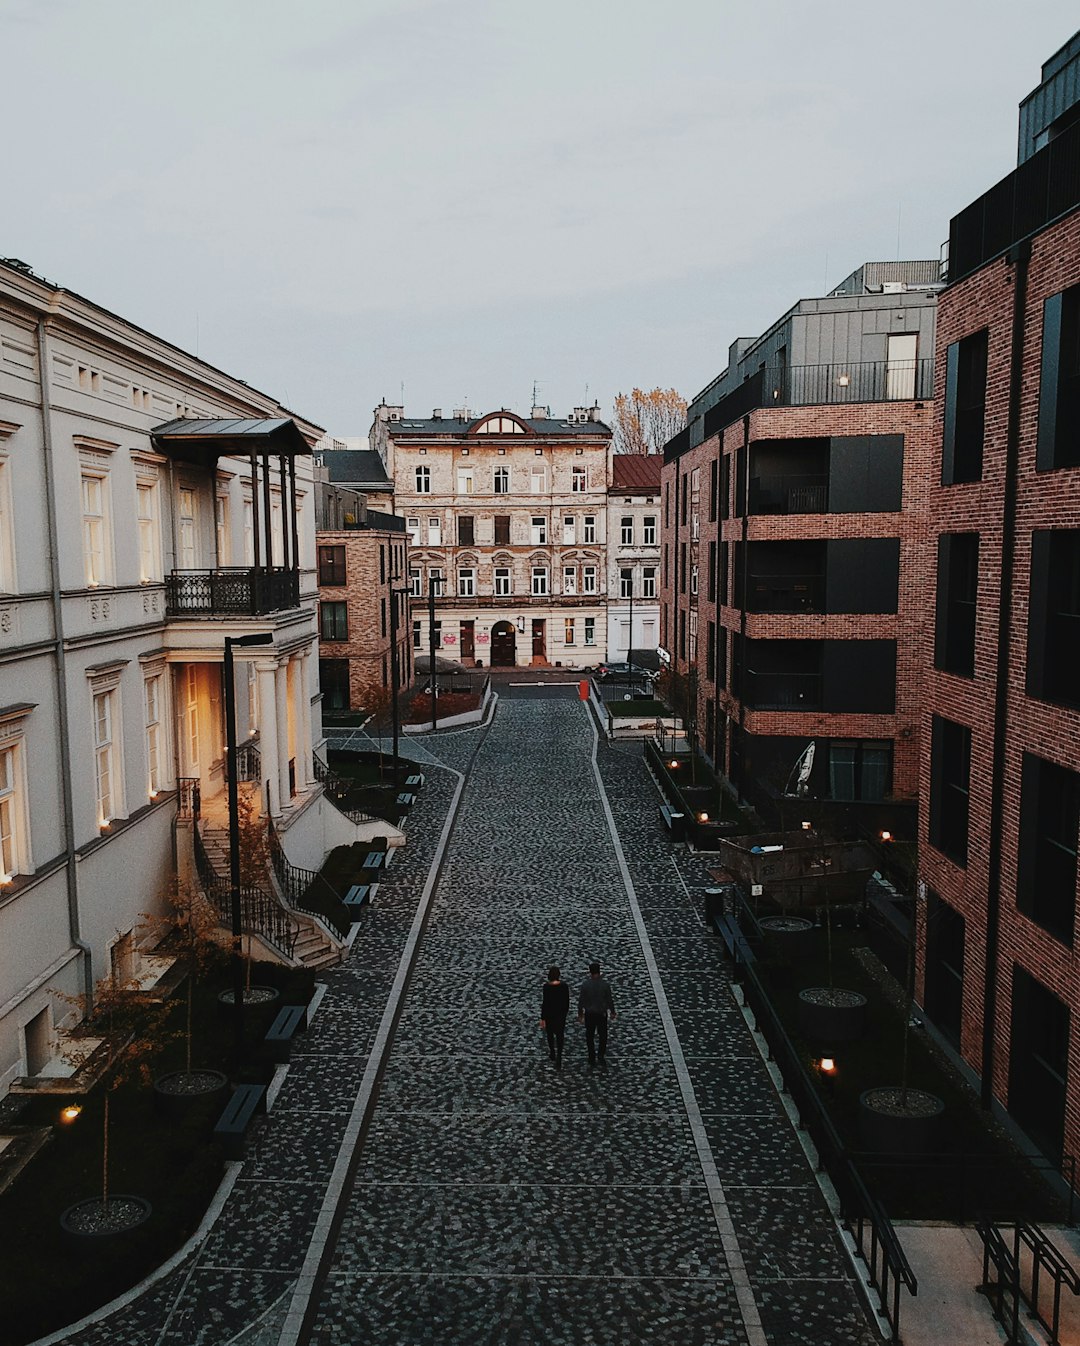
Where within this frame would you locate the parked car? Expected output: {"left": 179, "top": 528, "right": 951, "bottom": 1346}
{"left": 595, "top": 662, "right": 659, "bottom": 684}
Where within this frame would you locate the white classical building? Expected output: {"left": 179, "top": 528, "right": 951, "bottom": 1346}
{"left": 606, "top": 454, "right": 662, "bottom": 663}
{"left": 0, "top": 258, "right": 362, "bottom": 1096}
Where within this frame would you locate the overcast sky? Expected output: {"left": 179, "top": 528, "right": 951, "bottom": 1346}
{"left": 3, "top": 0, "right": 1077, "bottom": 436}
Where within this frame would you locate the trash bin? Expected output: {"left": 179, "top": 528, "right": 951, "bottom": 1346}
{"left": 579, "top": 680, "right": 589, "bottom": 701}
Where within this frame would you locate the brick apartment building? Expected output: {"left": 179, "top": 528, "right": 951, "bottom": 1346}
{"left": 661, "top": 261, "right": 940, "bottom": 838}
{"left": 314, "top": 481, "right": 412, "bottom": 713}
{"left": 916, "top": 31, "right": 1080, "bottom": 1167}
{"left": 371, "top": 403, "right": 612, "bottom": 668}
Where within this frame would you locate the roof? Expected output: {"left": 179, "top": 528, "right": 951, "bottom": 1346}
{"left": 386, "top": 414, "right": 611, "bottom": 439}
{"left": 322, "top": 449, "right": 393, "bottom": 488}
{"left": 151, "top": 417, "right": 312, "bottom": 459}
{"left": 610, "top": 454, "right": 663, "bottom": 492}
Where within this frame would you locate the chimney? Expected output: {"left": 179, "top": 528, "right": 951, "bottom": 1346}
{"left": 588, "top": 403, "right": 602, "bottom": 421}
{"left": 432, "top": 408, "right": 442, "bottom": 420}
{"left": 531, "top": 404, "right": 550, "bottom": 419}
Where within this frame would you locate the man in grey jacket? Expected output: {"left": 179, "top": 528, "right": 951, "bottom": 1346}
{"left": 577, "top": 962, "right": 617, "bottom": 1067}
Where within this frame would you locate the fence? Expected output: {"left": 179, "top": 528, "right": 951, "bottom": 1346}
{"left": 190, "top": 820, "right": 297, "bottom": 962}
{"left": 267, "top": 818, "right": 351, "bottom": 940}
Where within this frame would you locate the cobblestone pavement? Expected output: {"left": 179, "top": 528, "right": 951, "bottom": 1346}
{"left": 46, "top": 696, "right": 873, "bottom": 1346}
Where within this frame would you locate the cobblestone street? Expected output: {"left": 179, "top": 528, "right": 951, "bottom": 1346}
{"left": 48, "top": 691, "right": 874, "bottom": 1346}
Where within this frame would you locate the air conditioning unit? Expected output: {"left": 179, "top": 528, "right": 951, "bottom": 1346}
{"left": 882, "top": 281, "right": 905, "bottom": 294}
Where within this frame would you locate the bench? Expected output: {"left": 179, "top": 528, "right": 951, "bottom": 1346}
{"left": 396, "top": 792, "right": 416, "bottom": 808}
{"left": 344, "top": 882, "right": 376, "bottom": 913}
{"left": 361, "top": 850, "right": 386, "bottom": 872}
{"left": 214, "top": 1083, "right": 266, "bottom": 1159}
{"left": 264, "top": 1004, "right": 306, "bottom": 1064}
{"left": 405, "top": 774, "right": 423, "bottom": 788}
{"left": 659, "top": 803, "right": 686, "bottom": 838}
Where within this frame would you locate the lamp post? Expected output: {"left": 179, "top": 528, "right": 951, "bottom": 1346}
{"left": 224, "top": 631, "right": 273, "bottom": 1061}
{"left": 428, "top": 575, "right": 442, "bottom": 732}
{"left": 627, "top": 572, "right": 635, "bottom": 683}
{"left": 388, "top": 574, "right": 410, "bottom": 779}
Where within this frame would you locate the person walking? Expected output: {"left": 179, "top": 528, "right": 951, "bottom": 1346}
{"left": 577, "top": 961, "right": 616, "bottom": 1068}
{"left": 539, "top": 965, "right": 570, "bottom": 1069}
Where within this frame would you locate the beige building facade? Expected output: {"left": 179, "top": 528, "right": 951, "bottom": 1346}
{"left": 372, "top": 404, "right": 612, "bottom": 668}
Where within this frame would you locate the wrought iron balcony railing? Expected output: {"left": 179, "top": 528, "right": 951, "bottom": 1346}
{"left": 165, "top": 566, "right": 300, "bottom": 618}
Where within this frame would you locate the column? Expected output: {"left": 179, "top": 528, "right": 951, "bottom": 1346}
{"left": 295, "top": 647, "right": 314, "bottom": 789}
{"left": 256, "top": 660, "right": 280, "bottom": 816}
{"left": 275, "top": 660, "right": 290, "bottom": 807}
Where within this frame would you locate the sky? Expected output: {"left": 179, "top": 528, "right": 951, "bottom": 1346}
{"left": 3, "top": 0, "right": 1077, "bottom": 437}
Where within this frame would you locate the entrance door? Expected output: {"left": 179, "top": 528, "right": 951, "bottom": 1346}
{"left": 491, "top": 621, "right": 516, "bottom": 667}
{"left": 531, "top": 619, "right": 546, "bottom": 663}
{"left": 24, "top": 1007, "right": 51, "bottom": 1076}
{"left": 460, "top": 621, "right": 475, "bottom": 663}
{"left": 886, "top": 333, "right": 918, "bottom": 399}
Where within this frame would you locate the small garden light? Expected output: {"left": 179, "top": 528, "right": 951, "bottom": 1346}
{"left": 60, "top": 1104, "right": 82, "bottom": 1124}
{"left": 820, "top": 1057, "right": 836, "bottom": 1075}
{"left": 669, "top": 760, "right": 679, "bottom": 770}
{"left": 698, "top": 812, "right": 709, "bottom": 823}
{"left": 801, "top": 820, "right": 812, "bottom": 830}
{"left": 880, "top": 830, "right": 893, "bottom": 842}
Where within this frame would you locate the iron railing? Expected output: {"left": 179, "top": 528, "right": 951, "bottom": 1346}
{"left": 233, "top": 741, "right": 262, "bottom": 783}
{"left": 977, "top": 1218, "right": 1080, "bottom": 1345}
{"left": 744, "top": 671, "right": 822, "bottom": 711}
{"left": 267, "top": 818, "right": 351, "bottom": 940}
{"left": 312, "top": 752, "right": 379, "bottom": 825}
{"left": 748, "top": 474, "right": 828, "bottom": 516}
{"left": 190, "top": 820, "right": 297, "bottom": 961}
{"left": 177, "top": 777, "right": 201, "bottom": 819}
{"left": 745, "top": 573, "right": 825, "bottom": 613}
{"left": 165, "top": 566, "right": 300, "bottom": 617}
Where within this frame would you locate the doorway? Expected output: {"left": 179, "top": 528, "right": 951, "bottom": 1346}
{"left": 490, "top": 621, "right": 516, "bottom": 667}
{"left": 531, "top": 619, "right": 546, "bottom": 664}
{"left": 24, "top": 1007, "right": 52, "bottom": 1077}
{"left": 886, "top": 333, "right": 918, "bottom": 399}
{"left": 460, "top": 621, "right": 475, "bottom": 664}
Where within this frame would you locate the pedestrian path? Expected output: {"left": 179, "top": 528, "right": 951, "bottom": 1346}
{"left": 43, "top": 698, "right": 874, "bottom": 1346}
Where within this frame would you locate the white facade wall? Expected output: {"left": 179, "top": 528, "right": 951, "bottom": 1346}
{"left": 606, "top": 482, "right": 662, "bottom": 662}
{"left": 0, "top": 263, "right": 323, "bottom": 1095}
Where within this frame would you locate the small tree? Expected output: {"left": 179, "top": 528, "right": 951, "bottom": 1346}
{"left": 163, "top": 876, "right": 224, "bottom": 1076}
{"left": 235, "top": 788, "right": 270, "bottom": 996}
{"left": 364, "top": 682, "right": 395, "bottom": 781}
{"left": 58, "top": 968, "right": 177, "bottom": 1214}
{"left": 613, "top": 388, "right": 687, "bottom": 456}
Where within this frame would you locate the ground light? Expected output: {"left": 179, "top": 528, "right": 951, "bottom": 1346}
{"left": 59, "top": 1104, "right": 82, "bottom": 1124}
{"left": 698, "top": 812, "right": 709, "bottom": 823}
{"left": 881, "top": 830, "right": 893, "bottom": 842}
{"left": 818, "top": 1056, "right": 837, "bottom": 1095}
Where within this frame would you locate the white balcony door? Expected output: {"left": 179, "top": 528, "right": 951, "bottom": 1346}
{"left": 886, "top": 333, "right": 917, "bottom": 400}
{"left": 178, "top": 488, "right": 197, "bottom": 568}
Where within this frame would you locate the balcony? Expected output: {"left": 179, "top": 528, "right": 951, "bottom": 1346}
{"left": 428, "top": 592, "right": 604, "bottom": 609}
{"left": 745, "top": 573, "right": 825, "bottom": 613}
{"left": 748, "top": 474, "right": 828, "bottom": 516}
{"left": 698, "top": 358, "right": 934, "bottom": 442}
{"left": 745, "top": 671, "right": 823, "bottom": 711}
{"left": 165, "top": 567, "right": 300, "bottom": 618}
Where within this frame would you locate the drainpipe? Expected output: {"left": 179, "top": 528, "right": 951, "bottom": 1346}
{"left": 36, "top": 316, "right": 94, "bottom": 1003}
{"left": 980, "top": 238, "right": 1030, "bottom": 1110}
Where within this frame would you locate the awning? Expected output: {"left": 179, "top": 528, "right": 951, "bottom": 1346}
{"left": 150, "top": 418, "right": 312, "bottom": 466}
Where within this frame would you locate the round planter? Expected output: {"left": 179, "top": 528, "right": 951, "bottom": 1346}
{"left": 761, "top": 915, "right": 815, "bottom": 964}
{"left": 858, "top": 1087, "right": 945, "bottom": 1153}
{"left": 216, "top": 985, "right": 280, "bottom": 1018}
{"left": 153, "top": 1068, "right": 229, "bottom": 1120}
{"left": 60, "top": 1194, "right": 152, "bottom": 1240}
{"left": 798, "top": 987, "right": 868, "bottom": 1043}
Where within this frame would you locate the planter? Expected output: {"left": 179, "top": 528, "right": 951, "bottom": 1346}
{"left": 761, "top": 915, "right": 815, "bottom": 963}
{"left": 216, "top": 985, "right": 280, "bottom": 1018}
{"left": 153, "top": 1068, "right": 228, "bottom": 1119}
{"left": 859, "top": 1086, "right": 945, "bottom": 1153}
{"left": 797, "top": 986, "right": 868, "bottom": 1043}
{"left": 60, "top": 1195, "right": 152, "bottom": 1240}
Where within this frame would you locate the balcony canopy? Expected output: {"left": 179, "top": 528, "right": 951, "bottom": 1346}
{"left": 151, "top": 417, "right": 312, "bottom": 466}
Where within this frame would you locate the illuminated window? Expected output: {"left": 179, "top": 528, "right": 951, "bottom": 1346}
{"left": 94, "top": 689, "right": 119, "bottom": 824}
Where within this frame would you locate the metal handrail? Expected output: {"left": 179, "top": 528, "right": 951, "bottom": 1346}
{"left": 190, "top": 821, "right": 297, "bottom": 961}
{"left": 267, "top": 818, "right": 351, "bottom": 940}
{"left": 312, "top": 752, "right": 380, "bottom": 825}
{"left": 177, "top": 777, "right": 201, "bottom": 820}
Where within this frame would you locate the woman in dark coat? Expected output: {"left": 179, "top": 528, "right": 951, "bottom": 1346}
{"left": 539, "top": 965, "right": 570, "bottom": 1069}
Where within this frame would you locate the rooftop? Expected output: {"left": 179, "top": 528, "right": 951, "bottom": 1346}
{"left": 321, "top": 449, "right": 393, "bottom": 488}
{"left": 610, "top": 454, "right": 663, "bottom": 492}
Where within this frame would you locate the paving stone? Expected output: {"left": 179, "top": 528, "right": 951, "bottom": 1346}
{"left": 198, "top": 1178, "right": 320, "bottom": 1273}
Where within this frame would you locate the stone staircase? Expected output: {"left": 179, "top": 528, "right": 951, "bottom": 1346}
{"left": 196, "top": 819, "right": 345, "bottom": 971}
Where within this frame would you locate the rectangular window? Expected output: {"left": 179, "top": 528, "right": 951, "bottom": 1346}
{"left": 1018, "top": 753, "right": 1080, "bottom": 947}
{"left": 929, "top": 715, "right": 971, "bottom": 866}
{"left": 458, "top": 515, "right": 475, "bottom": 545}
{"left": 643, "top": 516, "right": 656, "bottom": 546}
{"left": 620, "top": 568, "right": 633, "bottom": 598}
{"left": 177, "top": 486, "right": 196, "bottom": 568}
{"left": 564, "top": 618, "right": 575, "bottom": 645}
{"left": 406, "top": 517, "right": 421, "bottom": 546}
{"left": 709, "top": 460, "right": 718, "bottom": 523}
{"left": 563, "top": 516, "right": 575, "bottom": 544}
{"left": 1009, "top": 966, "right": 1069, "bottom": 1162}
{"left": 690, "top": 563, "right": 698, "bottom": 595}
{"left": 1027, "top": 529, "right": 1080, "bottom": 708}
{"left": 379, "top": 545, "right": 385, "bottom": 585}
{"left": 415, "top": 465, "right": 431, "bottom": 493}
{"left": 688, "top": 610, "right": 698, "bottom": 660}
{"left": 82, "top": 473, "right": 109, "bottom": 586}
{"left": 935, "top": 533, "right": 979, "bottom": 677}
{"left": 0, "top": 744, "right": 26, "bottom": 880}
{"left": 706, "top": 621, "right": 716, "bottom": 681}
{"left": 432, "top": 620, "right": 443, "bottom": 648}
{"left": 0, "top": 457, "right": 14, "bottom": 592}
{"left": 137, "top": 482, "right": 160, "bottom": 582}
{"left": 427, "top": 517, "right": 441, "bottom": 545}
{"left": 531, "top": 567, "right": 548, "bottom": 596}
{"left": 942, "top": 329, "right": 988, "bottom": 484}
{"left": 582, "top": 565, "right": 597, "bottom": 594}
{"left": 320, "top": 601, "right": 348, "bottom": 641}
{"left": 924, "top": 891, "right": 965, "bottom": 1049}
{"left": 494, "top": 567, "right": 511, "bottom": 596}
{"left": 680, "top": 542, "right": 687, "bottom": 593}
{"left": 412, "top": 620, "right": 422, "bottom": 649}
{"left": 215, "top": 493, "right": 230, "bottom": 565}
{"left": 319, "top": 659, "right": 350, "bottom": 711}
{"left": 317, "top": 545, "right": 346, "bottom": 586}
{"left": 563, "top": 566, "right": 577, "bottom": 595}
{"left": 827, "top": 741, "right": 892, "bottom": 801}
{"left": 717, "top": 625, "right": 728, "bottom": 689}
{"left": 458, "top": 568, "right": 475, "bottom": 597}
{"left": 583, "top": 516, "right": 596, "bottom": 543}
{"left": 531, "top": 467, "right": 546, "bottom": 493}
{"left": 707, "top": 539, "right": 716, "bottom": 603}
{"left": 584, "top": 617, "right": 596, "bottom": 645}
{"left": 642, "top": 566, "right": 656, "bottom": 598}
{"left": 494, "top": 515, "right": 510, "bottom": 545}
{"left": 94, "top": 689, "right": 119, "bottom": 824}
{"left": 409, "top": 567, "right": 422, "bottom": 597}
{"left": 621, "top": 516, "right": 634, "bottom": 545}
{"left": 145, "top": 675, "right": 162, "bottom": 796}
{"left": 572, "top": 466, "right": 587, "bottom": 493}
{"left": 1037, "top": 285, "right": 1080, "bottom": 471}
{"left": 493, "top": 467, "right": 510, "bottom": 494}
{"left": 457, "top": 468, "right": 474, "bottom": 495}
{"left": 531, "top": 516, "right": 547, "bottom": 544}
{"left": 428, "top": 567, "right": 444, "bottom": 595}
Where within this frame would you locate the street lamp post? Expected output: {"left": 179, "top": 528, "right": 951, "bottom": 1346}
{"left": 428, "top": 575, "right": 441, "bottom": 732}
{"left": 224, "top": 631, "right": 273, "bottom": 1061}
{"left": 388, "top": 574, "right": 410, "bottom": 779}
{"left": 627, "top": 574, "right": 635, "bottom": 683}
